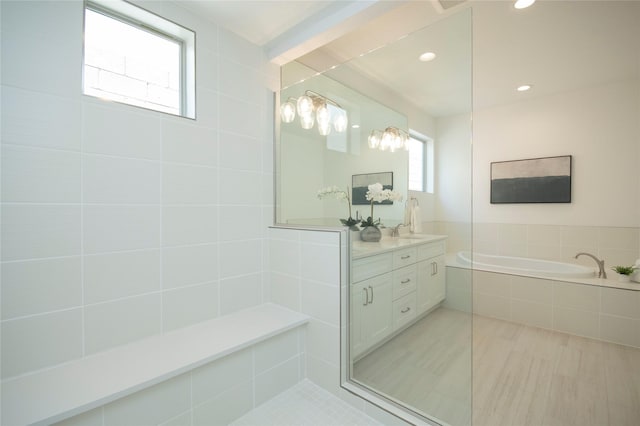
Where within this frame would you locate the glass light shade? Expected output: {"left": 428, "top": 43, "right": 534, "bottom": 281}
{"left": 296, "top": 95, "right": 313, "bottom": 116}
{"left": 318, "top": 121, "right": 332, "bottom": 136}
{"left": 368, "top": 130, "right": 381, "bottom": 149}
{"left": 300, "top": 113, "right": 315, "bottom": 130}
{"left": 381, "top": 131, "right": 393, "bottom": 151}
{"left": 316, "top": 104, "right": 331, "bottom": 128}
{"left": 333, "top": 112, "right": 348, "bottom": 132}
{"left": 280, "top": 101, "right": 296, "bottom": 123}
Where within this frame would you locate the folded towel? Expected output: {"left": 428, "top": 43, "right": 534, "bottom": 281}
{"left": 404, "top": 202, "right": 412, "bottom": 226}
{"left": 410, "top": 206, "right": 422, "bottom": 233}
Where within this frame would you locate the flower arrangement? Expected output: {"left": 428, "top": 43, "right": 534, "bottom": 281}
{"left": 360, "top": 182, "right": 403, "bottom": 228}
{"left": 317, "top": 185, "right": 359, "bottom": 230}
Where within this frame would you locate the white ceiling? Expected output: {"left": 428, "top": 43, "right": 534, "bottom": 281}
{"left": 179, "top": 0, "right": 640, "bottom": 117}
{"left": 178, "top": 0, "right": 338, "bottom": 46}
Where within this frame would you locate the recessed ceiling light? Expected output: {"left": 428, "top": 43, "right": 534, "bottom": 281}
{"left": 419, "top": 51, "right": 436, "bottom": 62}
{"left": 517, "top": 85, "right": 532, "bottom": 92}
{"left": 514, "top": 0, "right": 536, "bottom": 9}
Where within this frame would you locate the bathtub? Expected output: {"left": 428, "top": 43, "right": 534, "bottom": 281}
{"left": 456, "top": 251, "right": 595, "bottom": 279}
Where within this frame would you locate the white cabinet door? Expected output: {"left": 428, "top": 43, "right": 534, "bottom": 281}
{"left": 365, "top": 274, "right": 393, "bottom": 345}
{"left": 350, "top": 272, "right": 393, "bottom": 358}
{"left": 428, "top": 255, "right": 446, "bottom": 305}
{"left": 417, "top": 254, "right": 446, "bottom": 314}
{"left": 416, "top": 259, "right": 431, "bottom": 315}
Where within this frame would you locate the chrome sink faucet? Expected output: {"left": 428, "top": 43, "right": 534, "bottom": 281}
{"left": 391, "top": 223, "right": 406, "bottom": 237}
{"left": 575, "top": 252, "right": 607, "bottom": 278}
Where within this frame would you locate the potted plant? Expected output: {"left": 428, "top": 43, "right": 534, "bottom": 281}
{"left": 611, "top": 265, "right": 638, "bottom": 283}
{"left": 317, "top": 185, "right": 359, "bottom": 231}
{"left": 359, "top": 183, "right": 403, "bottom": 242}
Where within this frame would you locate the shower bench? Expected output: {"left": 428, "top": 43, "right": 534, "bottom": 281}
{"left": 1, "top": 303, "right": 309, "bottom": 426}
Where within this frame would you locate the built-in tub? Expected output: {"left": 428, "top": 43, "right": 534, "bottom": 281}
{"left": 447, "top": 251, "right": 640, "bottom": 349}
{"left": 456, "top": 251, "right": 595, "bottom": 279}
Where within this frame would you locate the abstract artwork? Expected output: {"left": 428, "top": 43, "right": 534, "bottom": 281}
{"left": 490, "top": 155, "right": 572, "bottom": 204}
{"left": 352, "top": 172, "right": 394, "bottom": 205}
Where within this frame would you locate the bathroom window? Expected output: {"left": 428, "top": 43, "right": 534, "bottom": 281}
{"left": 83, "top": 0, "right": 195, "bottom": 118}
{"left": 408, "top": 131, "right": 434, "bottom": 193}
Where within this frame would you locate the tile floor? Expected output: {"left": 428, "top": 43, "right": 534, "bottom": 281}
{"left": 230, "top": 379, "right": 383, "bottom": 426}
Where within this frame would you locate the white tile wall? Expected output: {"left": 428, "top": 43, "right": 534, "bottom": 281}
{"left": 55, "top": 328, "right": 306, "bottom": 426}
{"left": 1, "top": 0, "right": 275, "bottom": 378}
{"left": 471, "top": 270, "right": 640, "bottom": 348}
{"left": 1, "top": 309, "right": 83, "bottom": 378}
{"left": 471, "top": 222, "right": 640, "bottom": 267}
{"left": 2, "top": 204, "right": 82, "bottom": 261}
{"left": 84, "top": 294, "right": 162, "bottom": 355}
{"left": 2, "top": 1, "right": 408, "bottom": 424}
{"left": 83, "top": 102, "right": 162, "bottom": 160}
{"left": 102, "top": 373, "right": 191, "bottom": 426}
{"left": 266, "top": 227, "right": 406, "bottom": 423}
{"left": 1, "top": 257, "right": 82, "bottom": 319}
{"left": 1, "top": 145, "right": 81, "bottom": 203}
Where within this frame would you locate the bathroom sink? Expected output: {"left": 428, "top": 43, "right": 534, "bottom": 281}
{"left": 398, "top": 234, "right": 433, "bottom": 240}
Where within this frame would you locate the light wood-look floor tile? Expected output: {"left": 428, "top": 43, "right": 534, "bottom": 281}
{"left": 352, "top": 307, "right": 640, "bottom": 426}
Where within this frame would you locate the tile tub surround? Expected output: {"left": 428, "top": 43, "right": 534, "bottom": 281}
{"left": 471, "top": 222, "right": 640, "bottom": 268}
{"left": 454, "top": 268, "right": 640, "bottom": 348}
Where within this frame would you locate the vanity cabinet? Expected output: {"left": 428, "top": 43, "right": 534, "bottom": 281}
{"left": 416, "top": 253, "right": 446, "bottom": 315}
{"left": 350, "top": 272, "right": 393, "bottom": 357}
{"left": 351, "top": 238, "right": 446, "bottom": 359}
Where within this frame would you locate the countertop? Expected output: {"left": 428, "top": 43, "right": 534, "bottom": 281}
{"left": 351, "top": 234, "right": 448, "bottom": 260}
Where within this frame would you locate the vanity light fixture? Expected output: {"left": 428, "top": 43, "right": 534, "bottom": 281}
{"left": 368, "top": 127, "right": 410, "bottom": 152}
{"left": 280, "top": 90, "right": 348, "bottom": 136}
{"left": 514, "top": 0, "right": 536, "bottom": 9}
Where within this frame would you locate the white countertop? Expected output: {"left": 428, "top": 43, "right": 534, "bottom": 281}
{"left": 351, "top": 234, "right": 448, "bottom": 259}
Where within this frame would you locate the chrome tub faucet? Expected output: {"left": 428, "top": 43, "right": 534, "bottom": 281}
{"left": 575, "top": 252, "right": 607, "bottom": 279}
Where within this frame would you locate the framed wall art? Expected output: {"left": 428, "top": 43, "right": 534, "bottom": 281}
{"left": 352, "top": 172, "right": 394, "bottom": 205}
{"left": 490, "top": 155, "right": 572, "bottom": 204}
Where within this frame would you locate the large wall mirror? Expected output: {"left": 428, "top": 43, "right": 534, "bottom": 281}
{"left": 277, "top": 4, "right": 473, "bottom": 425}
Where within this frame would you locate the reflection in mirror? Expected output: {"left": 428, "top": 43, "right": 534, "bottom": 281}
{"left": 340, "top": 10, "right": 472, "bottom": 426}
{"left": 277, "top": 62, "right": 408, "bottom": 227}
{"left": 277, "top": 5, "right": 473, "bottom": 425}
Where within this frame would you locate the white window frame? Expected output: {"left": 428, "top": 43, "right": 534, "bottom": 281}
{"left": 83, "top": 0, "right": 196, "bottom": 119}
{"left": 408, "top": 130, "right": 434, "bottom": 194}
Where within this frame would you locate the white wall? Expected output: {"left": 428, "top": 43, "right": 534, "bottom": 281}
{"left": 435, "top": 113, "right": 472, "bottom": 223}
{"left": 1, "top": 0, "right": 276, "bottom": 379}
{"left": 473, "top": 78, "right": 640, "bottom": 228}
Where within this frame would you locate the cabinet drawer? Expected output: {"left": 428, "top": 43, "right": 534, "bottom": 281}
{"left": 417, "top": 241, "right": 446, "bottom": 262}
{"left": 352, "top": 252, "right": 393, "bottom": 283}
{"left": 392, "top": 265, "right": 417, "bottom": 300}
{"left": 393, "top": 247, "right": 417, "bottom": 269}
{"left": 393, "top": 292, "right": 416, "bottom": 331}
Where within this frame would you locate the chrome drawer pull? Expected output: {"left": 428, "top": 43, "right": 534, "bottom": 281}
{"left": 368, "top": 285, "right": 374, "bottom": 304}
{"left": 401, "top": 307, "right": 411, "bottom": 313}
{"left": 401, "top": 278, "right": 411, "bottom": 284}
{"left": 363, "top": 287, "right": 369, "bottom": 306}
{"left": 401, "top": 255, "right": 411, "bottom": 260}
